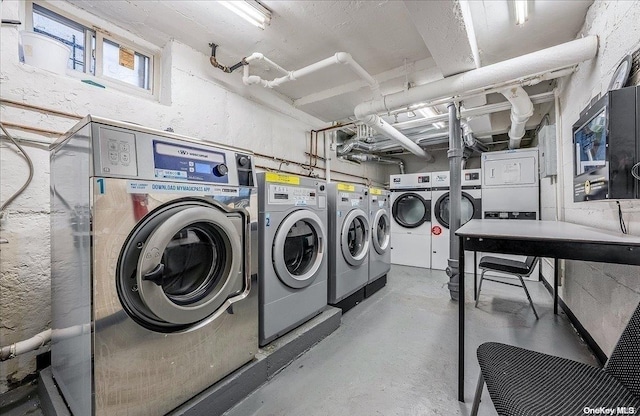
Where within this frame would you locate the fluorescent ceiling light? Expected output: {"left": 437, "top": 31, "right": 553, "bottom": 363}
{"left": 418, "top": 106, "right": 446, "bottom": 129}
{"left": 514, "top": 0, "right": 528, "bottom": 26}
{"left": 219, "top": 1, "right": 272, "bottom": 29}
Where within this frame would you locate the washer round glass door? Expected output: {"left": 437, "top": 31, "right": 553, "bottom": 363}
{"left": 371, "top": 209, "right": 390, "bottom": 255}
{"left": 341, "top": 209, "right": 370, "bottom": 266}
{"left": 272, "top": 210, "right": 326, "bottom": 289}
{"left": 434, "top": 192, "right": 476, "bottom": 229}
{"left": 392, "top": 193, "right": 430, "bottom": 228}
{"left": 117, "top": 200, "right": 243, "bottom": 332}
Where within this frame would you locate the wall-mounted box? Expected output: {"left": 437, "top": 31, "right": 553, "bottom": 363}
{"left": 573, "top": 86, "right": 639, "bottom": 202}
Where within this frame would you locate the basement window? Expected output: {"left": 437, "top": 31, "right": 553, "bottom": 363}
{"left": 26, "top": 2, "right": 156, "bottom": 94}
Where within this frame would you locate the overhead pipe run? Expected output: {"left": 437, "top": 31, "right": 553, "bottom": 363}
{"left": 242, "top": 52, "right": 380, "bottom": 91}
{"left": 354, "top": 36, "right": 598, "bottom": 118}
{"left": 359, "top": 114, "right": 434, "bottom": 160}
{"left": 342, "top": 153, "right": 405, "bottom": 174}
{"left": 502, "top": 86, "right": 534, "bottom": 149}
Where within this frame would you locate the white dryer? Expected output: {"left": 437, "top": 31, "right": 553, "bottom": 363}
{"left": 257, "top": 172, "right": 328, "bottom": 346}
{"left": 366, "top": 187, "right": 391, "bottom": 297}
{"left": 389, "top": 173, "right": 432, "bottom": 269}
{"left": 431, "top": 169, "right": 482, "bottom": 272}
{"left": 327, "top": 183, "right": 370, "bottom": 309}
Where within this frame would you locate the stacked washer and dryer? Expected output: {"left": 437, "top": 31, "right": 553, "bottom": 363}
{"left": 51, "top": 116, "right": 258, "bottom": 416}
{"left": 389, "top": 173, "right": 432, "bottom": 268}
{"left": 327, "top": 183, "right": 371, "bottom": 310}
{"left": 430, "top": 169, "right": 482, "bottom": 273}
{"left": 257, "top": 173, "right": 328, "bottom": 346}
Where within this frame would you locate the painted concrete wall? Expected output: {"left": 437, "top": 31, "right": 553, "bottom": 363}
{"left": 553, "top": 0, "right": 640, "bottom": 356}
{"left": 0, "top": 1, "right": 387, "bottom": 393}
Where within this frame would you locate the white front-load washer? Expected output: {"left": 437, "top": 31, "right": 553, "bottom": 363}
{"left": 389, "top": 173, "right": 432, "bottom": 269}
{"left": 431, "top": 169, "right": 482, "bottom": 272}
{"left": 257, "top": 172, "right": 328, "bottom": 346}
{"left": 366, "top": 187, "right": 391, "bottom": 297}
{"left": 328, "top": 183, "right": 370, "bottom": 309}
{"left": 50, "top": 116, "right": 258, "bottom": 416}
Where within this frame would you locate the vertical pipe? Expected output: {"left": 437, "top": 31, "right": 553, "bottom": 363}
{"left": 325, "top": 131, "right": 333, "bottom": 183}
{"left": 447, "top": 102, "right": 463, "bottom": 301}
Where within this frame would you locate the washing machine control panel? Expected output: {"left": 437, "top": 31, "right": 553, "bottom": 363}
{"left": 152, "top": 140, "right": 229, "bottom": 183}
{"left": 269, "top": 185, "right": 319, "bottom": 207}
{"left": 97, "top": 127, "right": 139, "bottom": 176}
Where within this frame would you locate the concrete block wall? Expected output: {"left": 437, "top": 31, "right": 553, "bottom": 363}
{"left": 0, "top": 0, "right": 387, "bottom": 393}
{"left": 552, "top": 0, "right": 640, "bottom": 356}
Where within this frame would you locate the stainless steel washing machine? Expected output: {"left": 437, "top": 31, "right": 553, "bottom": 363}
{"left": 327, "top": 183, "right": 370, "bottom": 306}
{"left": 366, "top": 187, "right": 390, "bottom": 296}
{"left": 50, "top": 116, "right": 258, "bottom": 416}
{"left": 257, "top": 173, "right": 328, "bottom": 346}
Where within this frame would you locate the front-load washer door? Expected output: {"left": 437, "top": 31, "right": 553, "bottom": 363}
{"left": 433, "top": 191, "right": 480, "bottom": 229}
{"left": 272, "top": 210, "right": 326, "bottom": 289}
{"left": 392, "top": 193, "right": 430, "bottom": 229}
{"left": 341, "top": 208, "right": 370, "bottom": 266}
{"left": 371, "top": 209, "right": 390, "bottom": 255}
{"left": 117, "top": 199, "right": 244, "bottom": 332}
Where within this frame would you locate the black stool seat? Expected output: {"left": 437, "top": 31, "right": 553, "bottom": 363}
{"left": 476, "top": 342, "right": 640, "bottom": 416}
{"left": 478, "top": 256, "right": 531, "bottom": 275}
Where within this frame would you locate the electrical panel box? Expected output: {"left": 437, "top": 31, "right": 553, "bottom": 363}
{"left": 573, "top": 85, "right": 639, "bottom": 202}
{"left": 538, "top": 125, "right": 557, "bottom": 177}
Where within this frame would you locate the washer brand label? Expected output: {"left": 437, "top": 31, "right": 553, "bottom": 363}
{"left": 295, "top": 200, "right": 307, "bottom": 206}
{"left": 370, "top": 188, "right": 383, "bottom": 195}
{"left": 351, "top": 199, "right": 361, "bottom": 207}
{"left": 337, "top": 183, "right": 355, "bottom": 192}
{"left": 126, "top": 181, "right": 239, "bottom": 196}
{"left": 265, "top": 172, "right": 300, "bottom": 185}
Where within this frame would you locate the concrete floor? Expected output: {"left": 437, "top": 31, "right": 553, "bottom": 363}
{"left": 224, "top": 266, "right": 598, "bottom": 416}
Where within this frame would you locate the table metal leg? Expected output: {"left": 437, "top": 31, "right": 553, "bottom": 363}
{"left": 459, "top": 237, "right": 465, "bottom": 402}
{"left": 554, "top": 258, "right": 559, "bottom": 315}
{"left": 473, "top": 251, "right": 477, "bottom": 301}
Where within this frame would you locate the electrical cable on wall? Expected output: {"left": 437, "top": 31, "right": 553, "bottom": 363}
{"left": 616, "top": 201, "right": 628, "bottom": 234}
{"left": 0, "top": 122, "right": 34, "bottom": 221}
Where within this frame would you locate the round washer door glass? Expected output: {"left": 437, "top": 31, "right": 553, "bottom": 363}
{"left": 117, "top": 201, "right": 243, "bottom": 332}
{"left": 434, "top": 193, "right": 475, "bottom": 229}
{"left": 341, "top": 209, "right": 370, "bottom": 266}
{"left": 372, "top": 210, "right": 390, "bottom": 255}
{"left": 273, "top": 210, "right": 326, "bottom": 289}
{"left": 392, "top": 193, "right": 429, "bottom": 228}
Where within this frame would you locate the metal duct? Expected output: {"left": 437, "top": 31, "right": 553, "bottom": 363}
{"left": 342, "top": 153, "right": 405, "bottom": 174}
{"left": 337, "top": 137, "right": 377, "bottom": 155}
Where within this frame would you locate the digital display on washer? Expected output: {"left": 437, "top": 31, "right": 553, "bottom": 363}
{"left": 153, "top": 140, "right": 228, "bottom": 183}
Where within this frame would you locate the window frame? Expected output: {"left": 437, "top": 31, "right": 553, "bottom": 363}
{"left": 24, "top": 1, "right": 160, "bottom": 98}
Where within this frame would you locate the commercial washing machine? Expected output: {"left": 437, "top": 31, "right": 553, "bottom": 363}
{"left": 50, "top": 116, "right": 258, "bottom": 416}
{"left": 366, "top": 187, "right": 391, "bottom": 297}
{"left": 431, "top": 169, "right": 482, "bottom": 272}
{"left": 257, "top": 172, "right": 328, "bottom": 346}
{"left": 389, "top": 173, "right": 432, "bottom": 268}
{"left": 327, "top": 182, "right": 370, "bottom": 308}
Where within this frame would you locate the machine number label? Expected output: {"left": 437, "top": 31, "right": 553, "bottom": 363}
{"left": 337, "top": 183, "right": 355, "bottom": 192}
{"left": 96, "top": 178, "right": 106, "bottom": 194}
{"left": 265, "top": 172, "right": 300, "bottom": 185}
{"left": 126, "top": 180, "right": 239, "bottom": 196}
{"left": 265, "top": 213, "right": 270, "bottom": 227}
{"left": 370, "top": 188, "right": 383, "bottom": 195}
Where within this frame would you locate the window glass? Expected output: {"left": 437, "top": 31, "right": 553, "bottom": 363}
{"left": 376, "top": 215, "right": 388, "bottom": 246}
{"left": 33, "top": 4, "right": 86, "bottom": 71}
{"left": 396, "top": 195, "right": 426, "bottom": 226}
{"left": 347, "top": 217, "right": 366, "bottom": 257}
{"left": 103, "top": 39, "right": 151, "bottom": 89}
{"left": 283, "top": 220, "right": 318, "bottom": 276}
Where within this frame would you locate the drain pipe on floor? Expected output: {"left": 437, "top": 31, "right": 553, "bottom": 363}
{"left": 447, "top": 103, "right": 463, "bottom": 301}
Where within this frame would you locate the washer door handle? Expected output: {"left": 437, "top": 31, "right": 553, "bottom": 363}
{"left": 142, "top": 263, "right": 165, "bottom": 286}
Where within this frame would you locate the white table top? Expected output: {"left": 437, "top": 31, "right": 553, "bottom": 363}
{"left": 456, "top": 219, "right": 640, "bottom": 246}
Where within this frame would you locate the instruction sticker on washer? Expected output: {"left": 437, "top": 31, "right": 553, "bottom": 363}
{"left": 370, "top": 188, "right": 383, "bottom": 195}
{"left": 337, "top": 183, "right": 355, "bottom": 192}
{"left": 126, "top": 180, "right": 239, "bottom": 196}
{"left": 265, "top": 172, "right": 300, "bottom": 185}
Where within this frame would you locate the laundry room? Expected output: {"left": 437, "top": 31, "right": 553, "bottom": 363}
{"left": 1, "top": 1, "right": 640, "bottom": 415}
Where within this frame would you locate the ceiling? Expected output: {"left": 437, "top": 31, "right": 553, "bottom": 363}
{"left": 66, "top": 0, "right": 593, "bottom": 147}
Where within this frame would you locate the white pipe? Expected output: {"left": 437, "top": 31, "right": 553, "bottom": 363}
{"left": 244, "top": 52, "right": 289, "bottom": 74}
{"left": 502, "top": 86, "right": 534, "bottom": 149}
{"left": 0, "top": 329, "right": 52, "bottom": 361}
{"left": 334, "top": 52, "right": 379, "bottom": 90}
{"left": 354, "top": 36, "right": 598, "bottom": 119}
{"left": 360, "top": 114, "right": 433, "bottom": 160}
